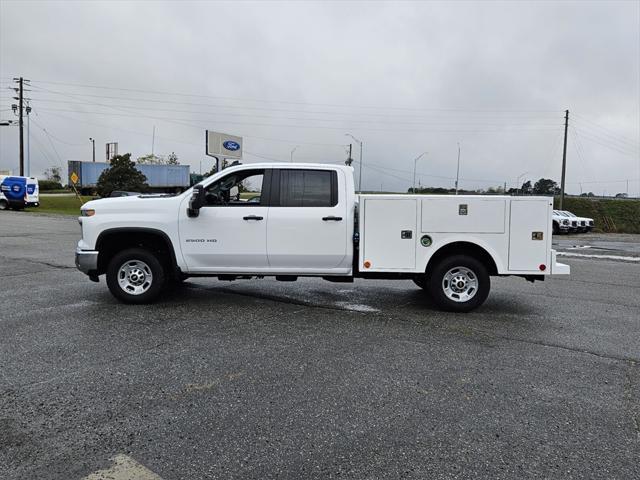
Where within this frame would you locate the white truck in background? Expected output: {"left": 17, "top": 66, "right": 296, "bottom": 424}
{"left": 75, "top": 163, "right": 569, "bottom": 312}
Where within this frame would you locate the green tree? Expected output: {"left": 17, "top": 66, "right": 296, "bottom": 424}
{"left": 203, "top": 159, "right": 229, "bottom": 178}
{"left": 137, "top": 152, "right": 180, "bottom": 165}
{"left": 44, "top": 166, "right": 62, "bottom": 183}
{"left": 136, "top": 154, "right": 163, "bottom": 165}
{"left": 533, "top": 178, "right": 559, "bottom": 195}
{"left": 166, "top": 152, "right": 179, "bottom": 164}
{"left": 520, "top": 180, "right": 533, "bottom": 195}
{"left": 96, "top": 153, "right": 149, "bottom": 197}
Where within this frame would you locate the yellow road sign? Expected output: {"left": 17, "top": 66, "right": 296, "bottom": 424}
{"left": 70, "top": 172, "right": 79, "bottom": 184}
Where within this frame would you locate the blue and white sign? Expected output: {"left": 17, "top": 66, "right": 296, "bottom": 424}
{"left": 223, "top": 140, "right": 240, "bottom": 151}
{"left": 206, "top": 131, "right": 243, "bottom": 159}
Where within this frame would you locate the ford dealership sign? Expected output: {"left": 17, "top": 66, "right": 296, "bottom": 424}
{"left": 206, "top": 131, "right": 243, "bottom": 159}
{"left": 223, "top": 140, "right": 240, "bottom": 151}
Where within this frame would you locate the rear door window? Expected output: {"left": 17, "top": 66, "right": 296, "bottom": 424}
{"left": 277, "top": 170, "right": 337, "bottom": 207}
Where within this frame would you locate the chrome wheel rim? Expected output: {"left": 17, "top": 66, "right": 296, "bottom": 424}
{"left": 442, "top": 266, "right": 478, "bottom": 303}
{"left": 117, "top": 260, "right": 153, "bottom": 295}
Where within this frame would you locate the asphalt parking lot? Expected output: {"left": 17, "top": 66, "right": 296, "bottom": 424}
{"left": 1, "top": 212, "right": 639, "bottom": 479}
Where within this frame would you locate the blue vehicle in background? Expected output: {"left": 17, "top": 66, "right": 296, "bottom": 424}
{"left": 0, "top": 175, "right": 40, "bottom": 210}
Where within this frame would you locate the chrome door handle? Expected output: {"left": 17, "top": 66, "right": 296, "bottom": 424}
{"left": 243, "top": 215, "right": 263, "bottom": 221}
{"left": 322, "top": 216, "right": 343, "bottom": 221}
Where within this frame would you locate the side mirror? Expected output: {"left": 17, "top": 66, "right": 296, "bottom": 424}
{"left": 187, "top": 185, "right": 205, "bottom": 217}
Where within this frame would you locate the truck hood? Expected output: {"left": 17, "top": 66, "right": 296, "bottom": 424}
{"left": 82, "top": 194, "right": 185, "bottom": 213}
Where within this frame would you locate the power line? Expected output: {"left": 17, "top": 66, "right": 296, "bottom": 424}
{"left": 33, "top": 107, "right": 563, "bottom": 134}
{"left": 572, "top": 113, "right": 639, "bottom": 147}
{"left": 20, "top": 97, "right": 564, "bottom": 128}
{"left": 21, "top": 89, "right": 562, "bottom": 121}
{"left": 29, "top": 116, "right": 87, "bottom": 146}
{"left": 573, "top": 126, "right": 639, "bottom": 158}
{"left": 572, "top": 118, "right": 639, "bottom": 152}
{"left": 29, "top": 78, "right": 563, "bottom": 114}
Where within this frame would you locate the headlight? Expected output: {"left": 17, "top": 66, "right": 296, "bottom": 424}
{"left": 562, "top": 219, "right": 569, "bottom": 225}
{"left": 81, "top": 209, "right": 95, "bottom": 217}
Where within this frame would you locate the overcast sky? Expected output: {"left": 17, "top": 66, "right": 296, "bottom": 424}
{"left": 1, "top": 0, "right": 639, "bottom": 195}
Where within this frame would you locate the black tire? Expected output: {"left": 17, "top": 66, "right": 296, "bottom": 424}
{"left": 106, "top": 248, "right": 166, "bottom": 304}
{"left": 552, "top": 222, "right": 559, "bottom": 235}
{"left": 427, "top": 255, "right": 490, "bottom": 312}
{"left": 413, "top": 275, "right": 428, "bottom": 290}
{"left": 0, "top": 200, "right": 8, "bottom": 211}
{"left": 166, "top": 274, "right": 188, "bottom": 289}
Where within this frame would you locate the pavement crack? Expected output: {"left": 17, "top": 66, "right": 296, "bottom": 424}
{"left": 0, "top": 254, "right": 74, "bottom": 270}
{"left": 460, "top": 327, "right": 639, "bottom": 363}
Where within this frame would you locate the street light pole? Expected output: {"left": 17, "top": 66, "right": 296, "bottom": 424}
{"left": 412, "top": 152, "right": 428, "bottom": 192}
{"left": 345, "top": 134, "right": 363, "bottom": 192}
{"left": 455, "top": 142, "right": 461, "bottom": 195}
{"left": 290, "top": 146, "right": 298, "bottom": 162}
{"left": 26, "top": 105, "right": 31, "bottom": 176}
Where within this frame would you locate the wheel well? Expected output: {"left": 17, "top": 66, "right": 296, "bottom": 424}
{"left": 425, "top": 241, "right": 498, "bottom": 276}
{"left": 96, "top": 228, "right": 179, "bottom": 277}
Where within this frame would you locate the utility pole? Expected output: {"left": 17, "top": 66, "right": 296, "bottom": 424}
{"left": 559, "top": 109, "right": 569, "bottom": 210}
{"left": 345, "top": 134, "right": 363, "bottom": 192}
{"left": 346, "top": 144, "right": 353, "bottom": 165}
{"left": 503, "top": 181, "right": 507, "bottom": 194}
{"left": 13, "top": 77, "right": 28, "bottom": 176}
{"left": 455, "top": 142, "right": 461, "bottom": 195}
{"left": 89, "top": 138, "right": 96, "bottom": 162}
{"left": 152, "top": 125, "right": 156, "bottom": 156}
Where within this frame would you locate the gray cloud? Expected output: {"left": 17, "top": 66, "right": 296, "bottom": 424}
{"left": 1, "top": 0, "right": 638, "bottom": 195}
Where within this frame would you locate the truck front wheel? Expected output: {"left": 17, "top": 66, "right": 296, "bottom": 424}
{"left": 428, "top": 255, "right": 490, "bottom": 312}
{"left": 106, "top": 248, "right": 166, "bottom": 304}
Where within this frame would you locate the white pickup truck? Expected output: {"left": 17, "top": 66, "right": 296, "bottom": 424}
{"left": 76, "top": 163, "right": 569, "bottom": 312}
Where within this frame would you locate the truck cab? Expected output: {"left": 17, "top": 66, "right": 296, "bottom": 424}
{"left": 76, "top": 163, "right": 569, "bottom": 312}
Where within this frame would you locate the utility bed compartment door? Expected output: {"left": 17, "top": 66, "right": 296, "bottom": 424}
{"left": 362, "top": 198, "right": 416, "bottom": 270}
{"left": 421, "top": 198, "right": 505, "bottom": 233}
{"left": 508, "top": 200, "right": 550, "bottom": 271}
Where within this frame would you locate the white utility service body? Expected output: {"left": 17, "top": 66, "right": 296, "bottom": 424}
{"left": 76, "top": 163, "right": 569, "bottom": 311}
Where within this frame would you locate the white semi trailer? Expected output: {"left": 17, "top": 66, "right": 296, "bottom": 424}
{"left": 75, "top": 163, "right": 569, "bottom": 312}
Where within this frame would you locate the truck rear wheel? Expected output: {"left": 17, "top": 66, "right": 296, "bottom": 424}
{"left": 0, "top": 200, "right": 8, "bottom": 210}
{"left": 106, "top": 248, "right": 166, "bottom": 304}
{"left": 428, "top": 255, "right": 490, "bottom": 312}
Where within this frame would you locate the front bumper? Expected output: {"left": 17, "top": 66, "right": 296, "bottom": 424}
{"left": 75, "top": 247, "right": 99, "bottom": 275}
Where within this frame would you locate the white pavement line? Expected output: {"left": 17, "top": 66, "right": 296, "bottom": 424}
{"left": 83, "top": 454, "right": 163, "bottom": 480}
{"left": 556, "top": 252, "right": 640, "bottom": 262}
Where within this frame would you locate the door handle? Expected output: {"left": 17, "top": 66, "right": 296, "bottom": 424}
{"left": 322, "top": 216, "right": 343, "bottom": 221}
{"left": 243, "top": 215, "right": 264, "bottom": 221}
